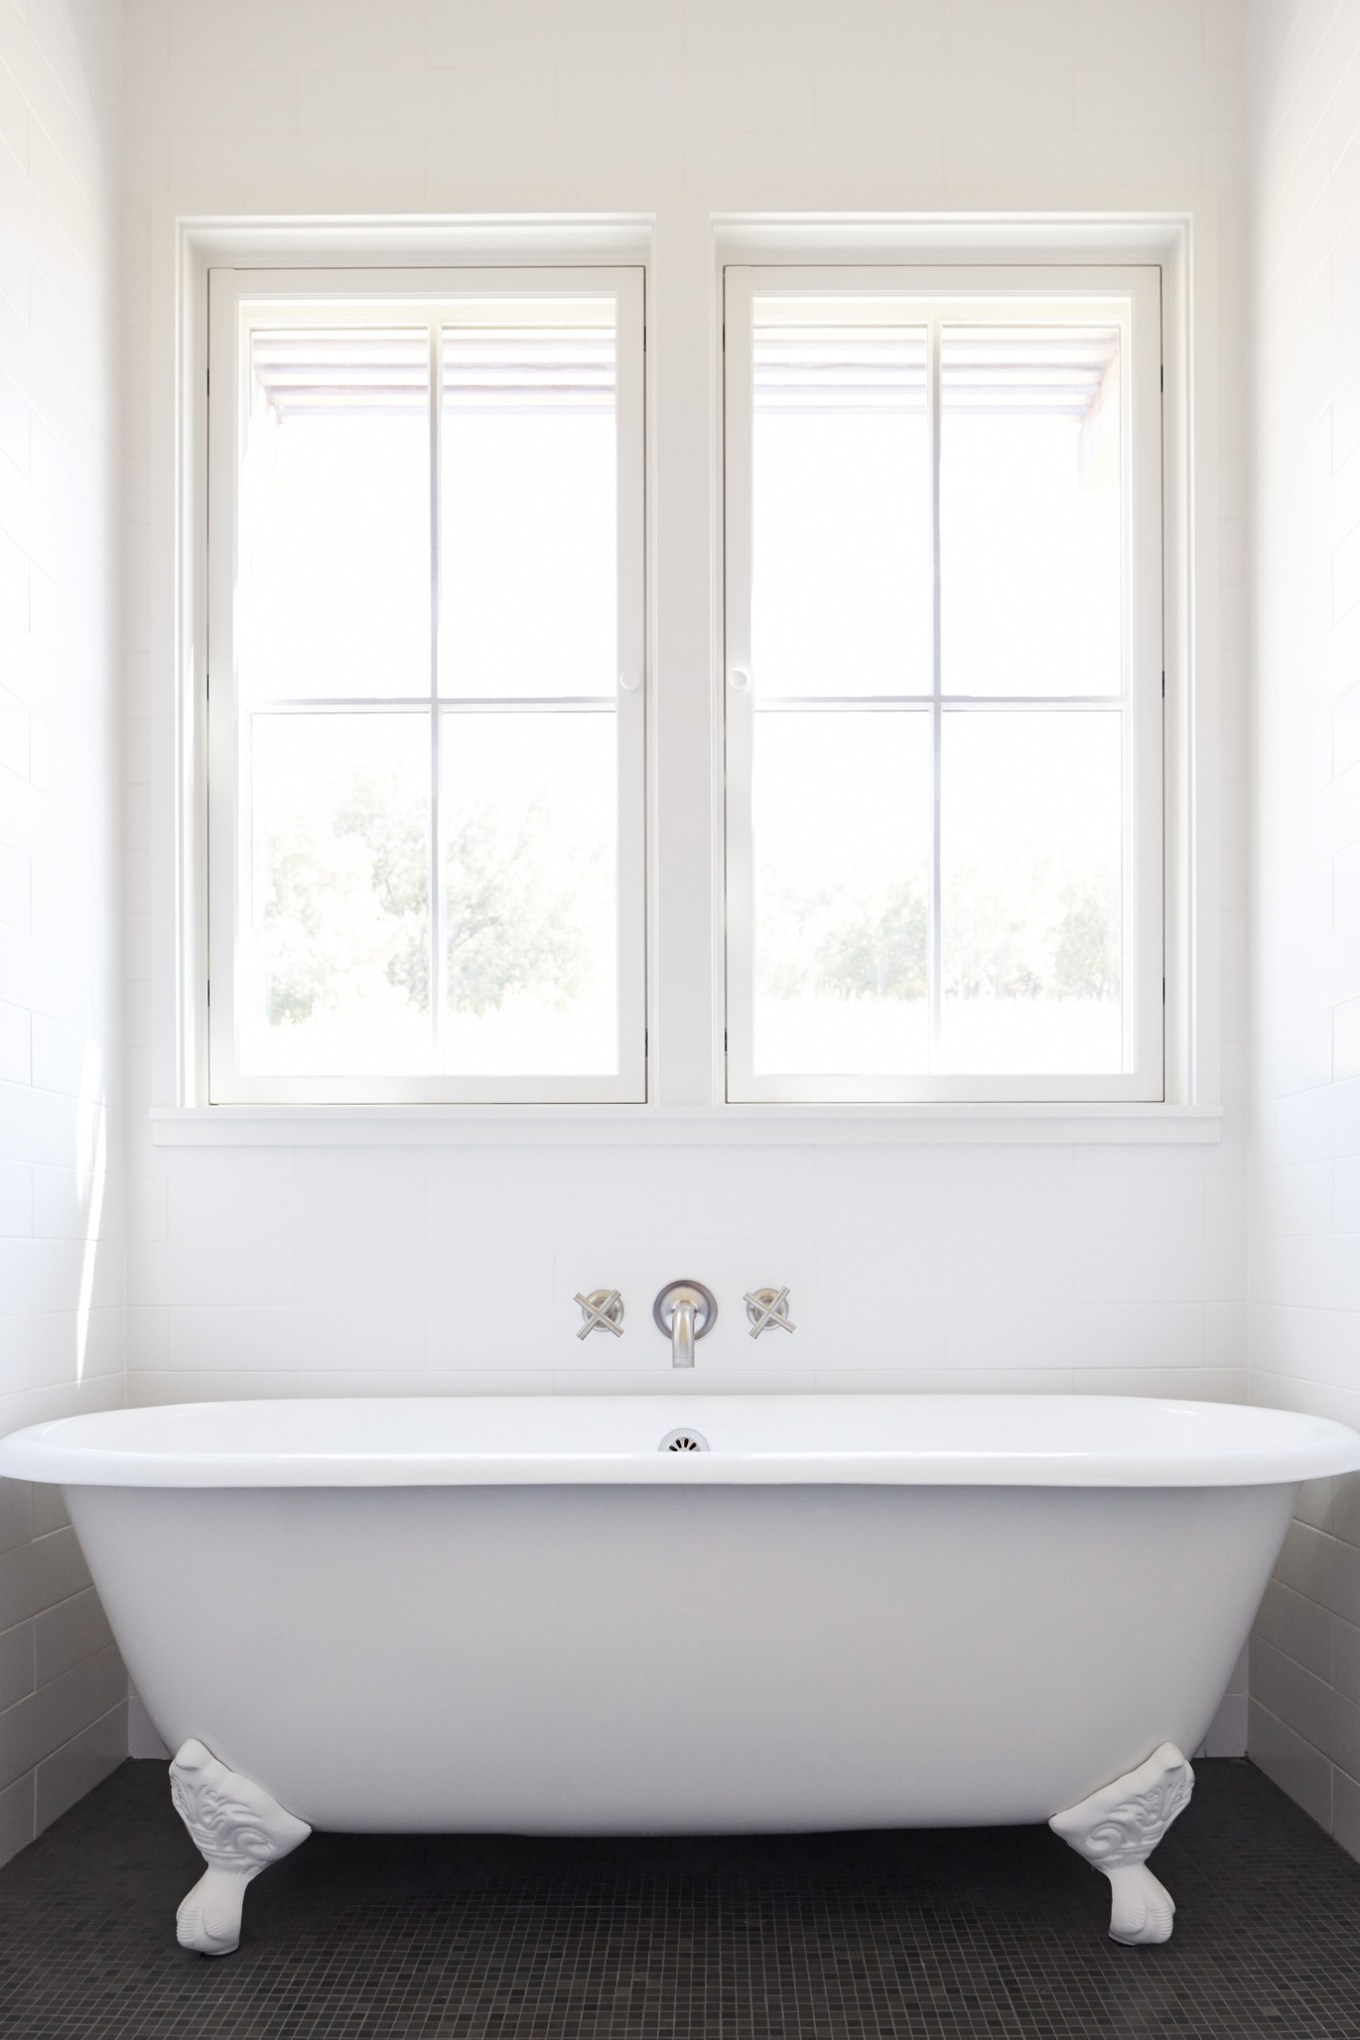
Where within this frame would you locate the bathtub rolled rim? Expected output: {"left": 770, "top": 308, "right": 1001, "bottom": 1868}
{"left": 1, "top": 1394, "right": 1358, "bottom": 1489}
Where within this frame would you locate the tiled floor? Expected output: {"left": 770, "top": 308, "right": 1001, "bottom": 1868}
{"left": 1, "top": 1759, "right": 1358, "bottom": 2038}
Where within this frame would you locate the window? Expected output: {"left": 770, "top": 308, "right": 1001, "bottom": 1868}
{"left": 183, "top": 228, "right": 1199, "bottom": 1135}
{"left": 205, "top": 267, "right": 645, "bottom": 1104}
{"left": 723, "top": 266, "right": 1163, "bottom": 1103}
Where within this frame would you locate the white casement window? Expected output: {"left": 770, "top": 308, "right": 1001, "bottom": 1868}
{"left": 723, "top": 266, "right": 1164, "bottom": 1104}
{"left": 182, "top": 229, "right": 1201, "bottom": 1137}
{"left": 205, "top": 267, "right": 645, "bottom": 1104}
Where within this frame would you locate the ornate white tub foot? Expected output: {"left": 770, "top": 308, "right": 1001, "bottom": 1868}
{"left": 1049, "top": 1742, "right": 1194, "bottom": 1946}
{"left": 169, "top": 1738, "right": 311, "bottom": 1955}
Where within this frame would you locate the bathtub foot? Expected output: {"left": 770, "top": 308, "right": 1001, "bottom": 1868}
{"left": 1049, "top": 1742, "right": 1194, "bottom": 1946}
{"left": 169, "top": 1738, "right": 311, "bottom": 1955}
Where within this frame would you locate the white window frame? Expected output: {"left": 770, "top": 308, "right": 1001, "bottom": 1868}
{"left": 153, "top": 212, "right": 1220, "bottom": 1147}
{"left": 204, "top": 264, "right": 647, "bottom": 1105}
{"left": 722, "top": 263, "right": 1165, "bottom": 1105}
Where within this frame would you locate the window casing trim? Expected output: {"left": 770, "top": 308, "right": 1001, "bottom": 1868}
{"left": 160, "top": 211, "right": 1217, "bottom": 1142}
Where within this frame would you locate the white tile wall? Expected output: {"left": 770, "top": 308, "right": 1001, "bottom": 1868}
{"left": 119, "top": 8, "right": 1250, "bottom": 1377}
{"left": 0, "top": 0, "right": 126, "bottom": 1867}
{"left": 1249, "top": 0, "right": 1360, "bottom": 1855}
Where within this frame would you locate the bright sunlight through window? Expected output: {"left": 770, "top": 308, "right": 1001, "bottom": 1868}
{"left": 206, "top": 270, "right": 645, "bottom": 1105}
{"left": 724, "top": 269, "right": 1164, "bottom": 1104}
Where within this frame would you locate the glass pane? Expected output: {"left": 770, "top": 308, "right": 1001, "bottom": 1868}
{"left": 751, "top": 303, "right": 930, "bottom": 699}
{"left": 241, "top": 714, "right": 431, "bottom": 1075}
{"left": 939, "top": 712, "right": 1123, "bottom": 1074}
{"left": 940, "top": 327, "right": 1123, "bottom": 698}
{"left": 751, "top": 711, "right": 931, "bottom": 1075}
{"left": 440, "top": 311, "right": 617, "bottom": 700}
{"left": 441, "top": 711, "right": 617, "bottom": 1073}
{"left": 238, "top": 327, "right": 431, "bottom": 700}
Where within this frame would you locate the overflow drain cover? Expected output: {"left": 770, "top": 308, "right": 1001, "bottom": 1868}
{"left": 659, "top": 1428, "right": 710, "bottom": 1453}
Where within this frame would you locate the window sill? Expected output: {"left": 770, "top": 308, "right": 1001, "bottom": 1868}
{"left": 149, "top": 1104, "right": 1223, "bottom": 1147}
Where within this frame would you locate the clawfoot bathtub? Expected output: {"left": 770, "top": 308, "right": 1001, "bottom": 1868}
{"left": 3, "top": 1393, "right": 1357, "bottom": 1955}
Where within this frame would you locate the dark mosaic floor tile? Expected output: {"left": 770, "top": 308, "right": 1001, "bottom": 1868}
{"left": 0, "top": 1760, "right": 1358, "bottom": 2038}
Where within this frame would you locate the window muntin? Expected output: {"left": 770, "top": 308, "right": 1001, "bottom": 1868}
{"left": 724, "top": 267, "right": 1163, "bottom": 1104}
{"left": 206, "top": 269, "right": 646, "bottom": 1105}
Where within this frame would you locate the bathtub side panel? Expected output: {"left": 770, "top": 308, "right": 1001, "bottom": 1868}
{"left": 64, "top": 1483, "right": 1293, "bottom": 1834}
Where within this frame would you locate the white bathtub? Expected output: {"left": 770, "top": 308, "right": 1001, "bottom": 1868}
{"left": 3, "top": 1392, "right": 1358, "bottom": 1955}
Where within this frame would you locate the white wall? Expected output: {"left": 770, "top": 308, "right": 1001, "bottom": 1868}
{"left": 120, "top": 6, "right": 1251, "bottom": 1495}
{"left": 1249, "top": 0, "right": 1360, "bottom": 1854}
{"left": 0, "top": 0, "right": 126, "bottom": 1864}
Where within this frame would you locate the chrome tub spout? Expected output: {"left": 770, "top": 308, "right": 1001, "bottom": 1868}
{"left": 652, "top": 1281, "right": 717, "bottom": 1368}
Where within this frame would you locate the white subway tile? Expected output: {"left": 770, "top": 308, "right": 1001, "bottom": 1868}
{"left": 1081, "top": 1366, "right": 1240, "bottom": 1399}
{"left": 296, "top": 67, "right": 430, "bottom": 137}
{"left": 943, "top": 0, "right": 1082, "bottom": 69}
{"left": 426, "top": 2, "right": 574, "bottom": 70}
{"left": 943, "top": 61, "right": 1076, "bottom": 135}
{"left": 945, "top": 1300, "right": 1204, "bottom": 1371}
{"left": 416, "top": 67, "right": 559, "bottom": 136}
{"left": 1332, "top": 1765, "right": 1360, "bottom": 1859}
{"left": 0, "top": 1000, "right": 28, "bottom": 1083}
{"left": 0, "top": 1619, "right": 32, "bottom": 1710}
{"left": 294, "top": 1148, "right": 426, "bottom": 1240}
{"left": 0, "top": 1641, "right": 121, "bottom": 1791}
{"left": 33, "top": 1585, "right": 112, "bottom": 1685}
{"left": 0, "top": 1156, "right": 29, "bottom": 1234}
{"left": 1255, "top": 1579, "right": 1334, "bottom": 1680}
{"left": 294, "top": 1236, "right": 431, "bottom": 1311}
{"left": 130, "top": 1236, "right": 294, "bottom": 1309}
{"left": 32, "top": 1699, "right": 124, "bottom": 1833}
{"left": 28, "top": 1485, "right": 67, "bottom": 1538}
{"left": 164, "top": 1147, "right": 298, "bottom": 1243}
{"left": 1259, "top": 1159, "right": 1335, "bottom": 1234}
{"left": 1330, "top": 1469, "right": 1360, "bottom": 1547}
{"left": 0, "top": 1770, "right": 32, "bottom": 1869}
{"left": 172, "top": 3, "right": 428, "bottom": 74}
{"left": 126, "top": 1368, "right": 301, "bottom": 1405}
{"left": 167, "top": 68, "right": 297, "bottom": 138}
{"left": 0, "top": 1483, "right": 29, "bottom": 1557}
{"left": 1248, "top": 1699, "right": 1334, "bottom": 1829}
{"left": 154, "top": 1304, "right": 299, "bottom": 1374}
{"left": 686, "top": 2, "right": 918, "bottom": 74}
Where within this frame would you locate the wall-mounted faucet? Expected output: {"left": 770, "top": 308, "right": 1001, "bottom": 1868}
{"left": 652, "top": 1281, "right": 717, "bottom": 1368}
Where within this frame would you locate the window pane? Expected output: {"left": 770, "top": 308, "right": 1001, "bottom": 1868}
{"left": 239, "top": 328, "right": 431, "bottom": 700}
{"left": 751, "top": 711, "right": 931, "bottom": 1074}
{"left": 751, "top": 304, "right": 930, "bottom": 699}
{"left": 441, "top": 712, "right": 617, "bottom": 1073}
{"left": 241, "top": 714, "right": 431, "bottom": 1075}
{"left": 939, "top": 712, "right": 1124, "bottom": 1074}
{"left": 440, "top": 312, "right": 617, "bottom": 700}
{"left": 940, "top": 327, "right": 1123, "bottom": 698}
